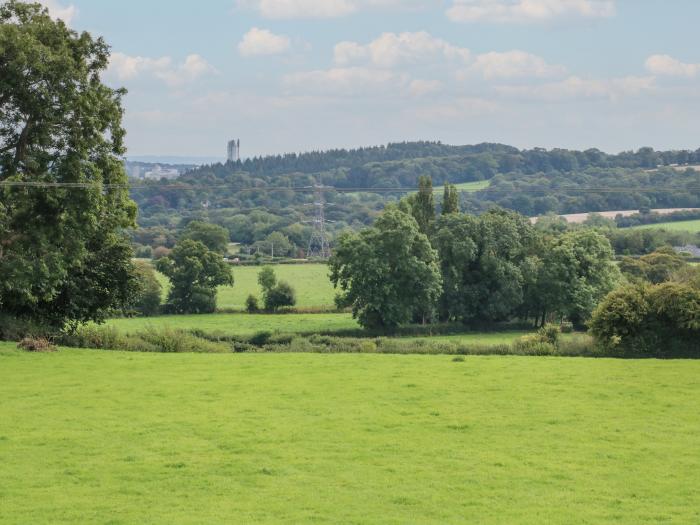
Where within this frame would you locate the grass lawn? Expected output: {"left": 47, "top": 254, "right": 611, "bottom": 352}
{"left": 1, "top": 345, "right": 698, "bottom": 523}
{"left": 153, "top": 263, "right": 336, "bottom": 310}
{"left": 630, "top": 219, "right": 700, "bottom": 233}
{"left": 400, "top": 331, "right": 528, "bottom": 345}
{"left": 107, "top": 312, "right": 359, "bottom": 336}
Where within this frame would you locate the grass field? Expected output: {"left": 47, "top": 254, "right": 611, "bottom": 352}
{"left": 153, "top": 263, "right": 336, "bottom": 310}
{"left": 1, "top": 345, "right": 698, "bottom": 523}
{"left": 630, "top": 219, "right": 700, "bottom": 233}
{"left": 107, "top": 312, "right": 359, "bottom": 336}
{"left": 434, "top": 180, "right": 491, "bottom": 193}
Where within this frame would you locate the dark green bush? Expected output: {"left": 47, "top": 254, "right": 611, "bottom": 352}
{"left": 245, "top": 294, "right": 260, "bottom": 313}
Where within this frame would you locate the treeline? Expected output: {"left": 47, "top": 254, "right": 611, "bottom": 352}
{"left": 330, "top": 178, "right": 621, "bottom": 331}
{"left": 468, "top": 166, "right": 700, "bottom": 216}
{"left": 328, "top": 178, "right": 700, "bottom": 356}
{"left": 615, "top": 209, "right": 700, "bottom": 228}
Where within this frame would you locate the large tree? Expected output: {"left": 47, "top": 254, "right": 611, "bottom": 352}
{"left": 156, "top": 240, "right": 233, "bottom": 314}
{"left": 434, "top": 209, "right": 536, "bottom": 324}
{"left": 0, "top": 1, "right": 138, "bottom": 330}
{"left": 330, "top": 208, "right": 442, "bottom": 329}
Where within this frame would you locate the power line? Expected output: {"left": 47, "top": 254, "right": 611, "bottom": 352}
{"left": 1, "top": 180, "right": 700, "bottom": 195}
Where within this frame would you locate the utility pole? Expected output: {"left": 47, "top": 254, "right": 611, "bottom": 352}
{"left": 306, "top": 178, "right": 332, "bottom": 259}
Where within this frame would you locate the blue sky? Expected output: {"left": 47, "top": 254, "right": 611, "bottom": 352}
{"left": 35, "top": 0, "right": 700, "bottom": 159}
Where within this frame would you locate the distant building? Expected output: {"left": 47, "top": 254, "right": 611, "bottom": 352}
{"left": 144, "top": 165, "right": 180, "bottom": 180}
{"left": 227, "top": 139, "right": 240, "bottom": 162}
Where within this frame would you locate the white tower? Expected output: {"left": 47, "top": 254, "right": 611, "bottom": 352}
{"left": 227, "top": 139, "right": 240, "bottom": 162}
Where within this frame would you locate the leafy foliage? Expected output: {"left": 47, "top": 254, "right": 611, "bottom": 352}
{"left": 0, "top": 1, "right": 138, "bottom": 329}
{"left": 330, "top": 208, "right": 442, "bottom": 329}
{"left": 180, "top": 221, "right": 230, "bottom": 254}
{"left": 156, "top": 240, "right": 233, "bottom": 314}
{"left": 590, "top": 282, "right": 700, "bottom": 357}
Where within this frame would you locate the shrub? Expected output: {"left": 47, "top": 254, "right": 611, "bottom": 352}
{"left": 537, "top": 323, "right": 560, "bottom": 345}
{"left": 590, "top": 282, "right": 700, "bottom": 357}
{"left": 18, "top": 337, "right": 56, "bottom": 352}
{"left": 245, "top": 294, "right": 260, "bottom": 313}
{"left": 511, "top": 335, "right": 556, "bottom": 356}
{"left": 130, "top": 261, "right": 162, "bottom": 316}
{"left": 0, "top": 315, "right": 52, "bottom": 341}
{"left": 264, "top": 281, "right": 297, "bottom": 311}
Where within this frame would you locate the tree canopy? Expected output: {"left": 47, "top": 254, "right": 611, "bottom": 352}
{"left": 0, "top": 1, "right": 137, "bottom": 329}
{"left": 330, "top": 208, "right": 442, "bottom": 329}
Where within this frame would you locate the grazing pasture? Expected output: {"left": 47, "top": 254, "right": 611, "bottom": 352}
{"left": 1, "top": 345, "right": 699, "bottom": 524}
{"left": 152, "top": 263, "right": 336, "bottom": 310}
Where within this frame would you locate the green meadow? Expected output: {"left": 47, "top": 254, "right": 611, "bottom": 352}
{"left": 107, "top": 312, "right": 358, "bottom": 336}
{"left": 630, "top": 219, "right": 700, "bottom": 233}
{"left": 151, "top": 263, "right": 336, "bottom": 310}
{"left": 1, "top": 345, "right": 698, "bottom": 524}
{"left": 435, "top": 180, "right": 491, "bottom": 193}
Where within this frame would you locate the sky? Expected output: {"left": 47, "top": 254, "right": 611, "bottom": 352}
{"left": 31, "top": 0, "right": 700, "bottom": 159}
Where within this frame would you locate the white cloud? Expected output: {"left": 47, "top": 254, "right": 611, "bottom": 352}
{"left": 408, "top": 79, "right": 443, "bottom": 96}
{"left": 238, "top": 0, "right": 432, "bottom": 19}
{"left": 107, "top": 53, "right": 216, "bottom": 87}
{"left": 645, "top": 54, "right": 700, "bottom": 78}
{"left": 411, "top": 97, "right": 499, "bottom": 120}
{"left": 496, "top": 75, "right": 654, "bottom": 101}
{"left": 283, "top": 67, "right": 409, "bottom": 95}
{"left": 334, "top": 31, "right": 470, "bottom": 67}
{"left": 238, "top": 28, "right": 291, "bottom": 56}
{"left": 468, "top": 50, "right": 565, "bottom": 79}
{"left": 36, "top": 0, "right": 77, "bottom": 24}
{"left": 447, "top": 0, "right": 615, "bottom": 23}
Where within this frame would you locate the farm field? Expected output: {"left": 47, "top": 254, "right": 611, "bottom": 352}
{"left": 1, "top": 345, "right": 699, "bottom": 523}
{"left": 434, "top": 180, "right": 491, "bottom": 193}
{"left": 107, "top": 312, "right": 358, "bottom": 336}
{"left": 629, "top": 219, "right": 700, "bottom": 233}
{"left": 151, "top": 263, "right": 336, "bottom": 310}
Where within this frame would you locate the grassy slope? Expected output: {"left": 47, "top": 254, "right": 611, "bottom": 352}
{"left": 434, "top": 180, "right": 491, "bottom": 193}
{"left": 1, "top": 345, "right": 698, "bottom": 524}
{"left": 630, "top": 219, "right": 700, "bottom": 233}
{"left": 154, "top": 263, "right": 336, "bottom": 310}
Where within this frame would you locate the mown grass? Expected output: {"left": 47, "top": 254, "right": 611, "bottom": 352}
{"left": 630, "top": 219, "right": 700, "bottom": 233}
{"left": 1, "top": 344, "right": 698, "bottom": 523}
{"left": 153, "top": 263, "right": 336, "bottom": 310}
{"left": 107, "top": 312, "right": 359, "bottom": 336}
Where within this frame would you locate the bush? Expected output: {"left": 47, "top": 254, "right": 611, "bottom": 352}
{"left": 537, "top": 324, "right": 560, "bottom": 345}
{"left": 58, "top": 325, "right": 229, "bottom": 353}
{"left": 18, "top": 337, "right": 56, "bottom": 352}
{"left": 264, "top": 281, "right": 297, "bottom": 312}
{"left": 245, "top": 294, "right": 260, "bottom": 313}
{"left": 511, "top": 335, "right": 556, "bottom": 356}
{"left": 0, "top": 315, "right": 52, "bottom": 341}
{"left": 590, "top": 282, "right": 700, "bottom": 358}
{"left": 130, "top": 261, "right": 162, "bottom": 316}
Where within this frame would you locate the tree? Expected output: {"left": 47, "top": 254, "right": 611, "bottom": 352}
{"left": 330, "top": 208, "right": 442, "bottom": 329}
{"left": 130, "top": 261, "right": 162, "bottom": 316}
{"left": 257, "top": 266, "right": 277, "bottom": 291}
{"left": 156, "top": 240, "right": 233, "bottom": 314}
{"left": 257, "top": 266, "right": 296, "bottom": 311}
{"left": 590, "top": 282, "right": 700, "bottom": 357}
{"left": 434, "top": 209, "right": 536, "bottom": 324}
{"left": 411, "top": 175, "right": 436, "bottom": 236}
{"left": 442, "top": 183, "right": 459, "bottom": 215}
{"left": 0, "top": 1, "right": 138, "bottom": 330}
{"left": 525, "top": 229, "right": 620, "bottom": 327}
{"left": 619, "top": 247, "right": 687, "bottom": 284}
{"left": 180, "top": 221, "right": 229, "bottom": 255}
{"left": 264, "top": 281, "right": 296, "bottom": 311}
